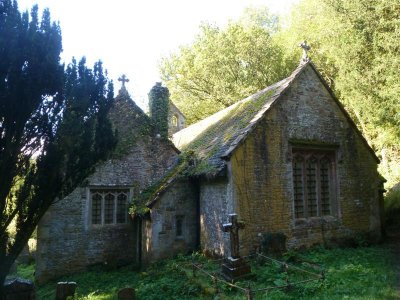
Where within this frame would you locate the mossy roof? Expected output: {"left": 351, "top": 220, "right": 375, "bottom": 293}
{"left": 172, "top": 62, "right": 307, "bottom": 177}
{"left": 172, "top": 60, "right": 379, "bottom": 177}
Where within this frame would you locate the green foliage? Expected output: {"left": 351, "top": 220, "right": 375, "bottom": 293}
{"left": 148, "top": 82, "right": 169, "bottom": 139}
{"left": 14, "top": 263, "right": 35, "bottom": 281}
{"left": 160, "top": 7, "right": 296, "bottom": 124}
{"left": 279, "top": 0, "right": 400, "bottom": 188}
{"left": 31, "top": 245, "right": 397, "bottom": 299}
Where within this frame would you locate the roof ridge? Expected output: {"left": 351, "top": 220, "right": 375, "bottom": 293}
{"left": 173, "top": 62, "right": 310, "bottom": 151}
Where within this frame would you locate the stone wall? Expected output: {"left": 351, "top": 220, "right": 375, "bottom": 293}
{"left": 230, "top": 64, "right": 381, "bottom": 253}
{"left": 199, "top": 177, "right": 233, "bottom": 257}
{"left": 142, "top": 179, "right": 198, "bottom": 263}
{"left": 36, "top": 134, "right": 179, "bottom": 282}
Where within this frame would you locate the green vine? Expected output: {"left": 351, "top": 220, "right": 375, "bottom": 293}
{"left": 149, "top": 82, "right": 169, "bottom": 139}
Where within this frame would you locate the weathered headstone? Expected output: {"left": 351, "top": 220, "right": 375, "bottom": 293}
{"left": 221, "top": 213, "right": 251, "bottom": 282}
{"left": 117, "top": 287, "right": 135, "bottom": 300}
{"left": 3, "top": 278, "right": 35, "bottom": 300}
{"left": 55, "top": 282, "right": 77, "bottom": 300}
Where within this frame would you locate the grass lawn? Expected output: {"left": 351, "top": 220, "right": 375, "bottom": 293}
{"left": 12, "top": 244, "right": 398, "bottom": 299}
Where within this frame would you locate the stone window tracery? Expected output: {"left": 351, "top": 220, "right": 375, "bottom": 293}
{"left": 292, "top": 149, "right": 336, "bottom": 219}
{"left": 90, "top": 189, "right": 129, "bottom": 225}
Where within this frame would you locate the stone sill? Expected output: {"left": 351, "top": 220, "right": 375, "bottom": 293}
{"left": 292, "top": 215, "right": 340, "bottom": 230}
{"left": 89, "top": 223, "right": 130, "bottom": 230}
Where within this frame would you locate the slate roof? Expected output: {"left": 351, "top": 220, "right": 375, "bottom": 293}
{"left": 172, "top": 61, "right": 379, "bottom": 177}
{"left": 172, "top": 62, "right": 307, "bottom": 177}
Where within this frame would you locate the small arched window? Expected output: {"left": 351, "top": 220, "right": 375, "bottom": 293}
{"left": 171, "top": 115, "right": 178, "bottom": 127}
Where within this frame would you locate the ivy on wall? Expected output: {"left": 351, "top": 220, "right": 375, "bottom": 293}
{"left": 149, "top": 82, "right": 170, "bottom": 139}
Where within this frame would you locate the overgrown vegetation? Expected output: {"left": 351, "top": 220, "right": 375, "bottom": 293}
{"left": 9, "top": 245, "right": 397, "bottom": 299}
{"left": 149, "top": 83, "right": 170, "bottom": 139}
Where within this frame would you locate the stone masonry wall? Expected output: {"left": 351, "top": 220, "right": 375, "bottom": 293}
{"left": 36, "top": 92, "right": 181, "bottom": 283}
{"left": 199, "top": 177, "right": 234, "bottom": 257}
{"left": 142, "top": 179, "right": 198, "bottom": 263}
{"left": 230, "top": 64, "right": 381, "bottom": 254}
{"left": 36, "top": 137, "right": 178, "bottom": 283}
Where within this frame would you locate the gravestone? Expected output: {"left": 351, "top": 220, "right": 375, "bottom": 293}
{"left": 221, "top": 213, "right": 251, "bottom": 282}
{"left": 55, "top": 282, "right": 77, "bottom": 300}
{"left": 117, "top": 287, "right": 136, "bottom": 300}
{"left": 3, "top": 278, "right": 35, "bottom": 300}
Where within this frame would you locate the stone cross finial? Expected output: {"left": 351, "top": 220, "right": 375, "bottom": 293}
{"left": 222, "top": 213, "right": 245, "bottom": 259}
{"left": 299, "top": 41, "right": 311, "bottom": 63}
{"left": 118, "top": 74, "right": 130, "bottom": 88}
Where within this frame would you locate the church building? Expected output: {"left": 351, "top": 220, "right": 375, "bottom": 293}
{"left": 36, "top": 58, "right": 383, "bottom": 283}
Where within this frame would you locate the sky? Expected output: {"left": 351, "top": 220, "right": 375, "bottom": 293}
{"left": 17, "top": 0, "right": 298, "bottom": 110}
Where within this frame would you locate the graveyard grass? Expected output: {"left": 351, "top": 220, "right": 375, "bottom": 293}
{"left": 15, "top": 244, "right": 397, "bottom": 299}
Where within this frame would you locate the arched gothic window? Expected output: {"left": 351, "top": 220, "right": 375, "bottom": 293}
{"left": 90, "top": 189, "right": 129, "bottom": 225}
{"left": 171, "top": 115, "right": 178, "bottom": 127}
{"left": 292, "top": 149, "right": 336, "bottom": 218}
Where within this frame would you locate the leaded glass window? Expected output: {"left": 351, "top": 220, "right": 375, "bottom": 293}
{"left": 293, "top": 157, "right": 305, "bottom": 218}
{"left": 92, "top": 193, "right": 102, "bottom": 225}
{"left": 117, "top": 193, "right": 128, "bottom": 223}
{"left": 90, "top": 189, "right": 129, "bottom": 225}
{"left": 292, "top": 149, "right": 335, "bottom": 219}
{"left": 104, "top": 193, "right": 115, "bottom": 224}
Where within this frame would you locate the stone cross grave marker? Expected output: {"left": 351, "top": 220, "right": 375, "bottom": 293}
{"left": 118, "top": 74, "right": 130, "bottom": 88}
{"left": 299, "top": 40, "right": 311, "bottom": 62}
{"left": 221, "top": 213, "right": 251, "bottom": 282}
{"left": 222, "top": 213, "right": 245, "bottom": 259}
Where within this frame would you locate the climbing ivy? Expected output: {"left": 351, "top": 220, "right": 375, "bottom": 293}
{"left": 149, "top": 83, "right": 169, "bottom": 139}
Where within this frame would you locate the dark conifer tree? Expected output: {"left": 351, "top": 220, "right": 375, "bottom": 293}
{"left": 0, "top": 1, "right": 116, "bottom": 290}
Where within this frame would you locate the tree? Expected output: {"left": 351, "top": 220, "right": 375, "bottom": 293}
{"left": 279, "top": 0, "right": 400, "bottom": 188}
{"left": 160, "top": 8, "right": 297, "bottom": 124}
{"left": 0, "top": 1, "right": 115, "bottom": 290}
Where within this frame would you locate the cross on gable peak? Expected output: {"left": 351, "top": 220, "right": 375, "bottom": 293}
{"left": 118, "top": 74, "right": 130, "bottom": 88}
{"left": 299, "top": 40, "right": 311, "bottom": 64}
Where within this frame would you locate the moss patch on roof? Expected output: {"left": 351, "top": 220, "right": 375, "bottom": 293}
{"left": 173, "top": 81, "right": 291, "bottom": 177}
